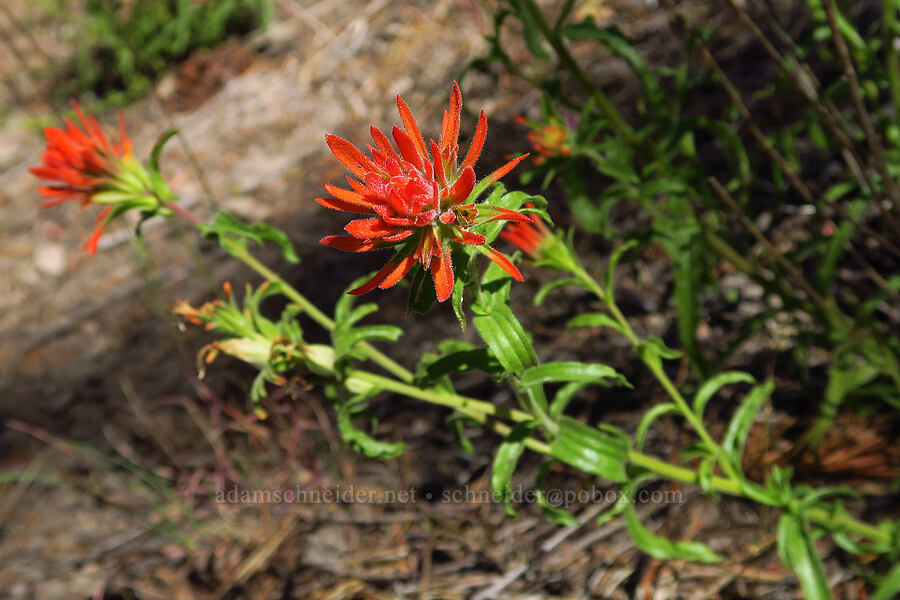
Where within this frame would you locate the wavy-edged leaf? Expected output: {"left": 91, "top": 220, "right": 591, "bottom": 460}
{"left": 566, "top": 312, "right": 626, "bottom": 335}
{"left": 535, "top": 278, "right": 585, "bottom": 306}
{"left": 334, "top": 325, "right": 402, "bottom": 359}
{"left": 722, "top": 380, "right": 773, "bottom": 470}
{"left": 200, "top": 211, "right": 299, "bottom": 263}
{"left": 336, "top": 403, "right": 405, "bottom": 459}
{"left": 422, "top": 348, "right": 503, "bottom": 382}
{"left": 623, "top": 503, "right": 722, "bottom": 563}
{"left": 507, "top": 0, "right": 550, "bottom": 59}
{"left": 693, "top": 371, "right": 756, "bottom": 418}
{"left": 636, "top": 336, "right": 683, "bottom": 371}
{"left": 605, "top": 239, "right": 638, "bottom": 298}
{"left": 872, "top": 563, "right": 900, "bottom": 600}
{"left": 776, "top": 514, "right": 833, "bottom": 600}
{"left": 549, "top": 381, "right": 589, "bottom": 420}
{"left": 635, "top": 402, "right": 679, "bottom": 452}
{"left": 520, "top": 362, "right": 628, "bottom": 388}
{"left": 491, "top": 421, "right": 538, "bottom": 516}
{"left": 535, "top": 461, "right": 579, "bottom": 526}
{"left": 550, "top": 416, "right": 630, "bottom": 483}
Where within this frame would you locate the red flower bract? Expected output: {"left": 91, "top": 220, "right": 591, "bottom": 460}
{"left": 499, "top": 203, "right": 551, "bottom": 259}
{"left": 318, "top": 82, "right": 531, "bottom": 302}
{"left": 30, "top": 102, "right": 134, "bottom": 254}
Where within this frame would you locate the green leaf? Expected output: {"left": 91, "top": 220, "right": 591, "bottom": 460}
{"left": 476, "top": 250, "right": 515, "bottom": 312}
{"left": 336, "top": 403, "right": 405, "bottom": 459}
{"left": 605, "top": 239, "right": 638, "bottom": 298}
{"left": 491, "top": 421, "right": 538, "bottom": 516}
{"left": 562, "top": 20, "right": 664, "bottom": 108}
{"left": 722, "top": 380, "right": 774, "bottom": 471}
{"left": 872, "top": 563, "right": 900, "bottom": 600}
{"left": 655, "top": 211, "right": 707, "bottom": 374}
{"left": 472, "top": 187, "right": 543, "bottom": 242}
{"left": 776, "top": 514, "right": 834, "bottom": 600}
{"left": 566, "top": 312, "right": 626, "bottom": 335}
{"left": 448, "top": 414, "right": 475, "bottom": 454}
{"left": 407, "top": 263, "right": 437, "bottom": 314}
{"left": 507, "top": 0, "right": 551, "bottom": 59}
{"left": 421, "top": 348, "right": 503, "bottom": 382}
{"left": 149, "top": 128, "right": 178, "bottom": 175}
{"left": 623, "top": 503, "right": 723, "bottom": 563}
{"left": 200, "top": 211, "right": 299, "bottom": 263}
{"left": 520, "top": 362, "right": 628, "bottom": 388}
{"left": 534, "top": 461, "right": 579, "bottom": 526}
{"left": 692, "top": 371, "right": 756, "bottom": 418}
{"left": 808, "top": 353, "right": 880, "bottom": 447}
{"left": 817, "top": 199, "right": 864, "bottom": 291}
{"left": 549, "top": 381, "right": 589, "bottom": 420}
{"left": 595, "top": 472, "right": 658, "bottom": 527}
{"left": 473, "top": 304, "right": 538, "bottom": 376}
{"left": 635, "top": 402, "right": 679, "bottom": 452}
{"left": 334, "top": 325, "right": 402, "bottom": 359}
{"left": 535, "top": 278, "right": 585, "bottom": 306}
{"left": 550, "top": 417, "right": 630, "bottom": 482}
{"left": 636, "top": 336, "right": 683, "bottom": 371}
{"left": 561, "top": 163, "right": 608, "bottom": 234}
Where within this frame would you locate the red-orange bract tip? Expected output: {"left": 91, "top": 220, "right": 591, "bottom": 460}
{"left": 31, "top": 101, "right": 134, "bottom": 254}
{"left": 318, "top": 82, "right": 529, "bottom": 301}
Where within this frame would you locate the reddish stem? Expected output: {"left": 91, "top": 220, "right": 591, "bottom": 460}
{"left": 166, "top": 201, "right": 200, "bottom": 225}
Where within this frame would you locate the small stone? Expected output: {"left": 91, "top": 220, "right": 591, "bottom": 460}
{"left": 33, "top": 243, "right": 67, "bottom": 277}
{"left": 156, "top": 71, "right": 177, "bottom": 101}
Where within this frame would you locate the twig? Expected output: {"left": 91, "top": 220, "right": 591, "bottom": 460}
{"left": 212, "top": 511, "right": 301, "bottom": 600}
{"left": 821, "top": 0, "right": 900, "bottom": 216}
{"left": 666, "top": 0, "right": 900, "bottom": 262}
{"left": 708, "top": 177, "right": 840, "bottom": 324}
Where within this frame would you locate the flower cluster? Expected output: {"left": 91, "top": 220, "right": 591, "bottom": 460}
{"left": 30, "top": 102, "right": 168, "bottom": 254}
{"left": 318, "top": 82, "right": 530, "bottom": 301}
{"left": 499, "top": 204, "right": 553, "bottom": 259}
{"left": 514, "top": 115, "right": 574, "bottom": 165}
{"left": 174, "top": 282, "right": 336, "bottom": 417}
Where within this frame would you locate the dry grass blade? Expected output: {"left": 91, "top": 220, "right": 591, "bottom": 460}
{"left": 211, "top": 511, "right": 301, "bottom": 600}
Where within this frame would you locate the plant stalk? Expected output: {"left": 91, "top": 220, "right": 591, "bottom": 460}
{"left": 230, "top": 246, "right": 415, "bottom": 384}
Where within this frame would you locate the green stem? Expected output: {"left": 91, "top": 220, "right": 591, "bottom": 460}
{"left": 230, "top": 246, "right": 414, "bottom": 384}
{"left": 518, "top": 0, "right": 633, "bottom": 141}
{"left": 163, "top": 193, "right": 414, "bottom": 384}
{"left": 347, "top": 367, "right": 889, "bottom": 544}
{"left": 347, "top": 370, "right": 535, "bottom": 424}
{"left": 570, "top": 263, "right": 744, "bottom": 483}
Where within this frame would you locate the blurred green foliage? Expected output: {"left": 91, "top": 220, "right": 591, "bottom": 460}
{"left": 52, "top": 0, "right": 273, "bottom": 105}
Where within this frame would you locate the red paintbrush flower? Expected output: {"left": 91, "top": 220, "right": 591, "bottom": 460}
{"left": 514, "top": 115, "right": 573, "bottom": 166}
{"left": 31, "top": 102, "right": 164, "bottom": 254}
{"left": 499, "top": 203, "right": 552, "bottom": 259}
{"left": 318, "top": 81, "right": 531, "bottom": 302}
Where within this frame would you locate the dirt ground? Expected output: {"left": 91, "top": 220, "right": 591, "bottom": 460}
{"left": 0, "top": 1, "right": 896, "bottom": 598}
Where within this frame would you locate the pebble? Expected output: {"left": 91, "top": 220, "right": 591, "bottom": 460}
{"left": 33, "top": 243, "right": 67, "bottom": 277}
